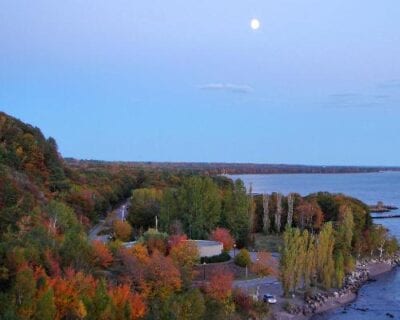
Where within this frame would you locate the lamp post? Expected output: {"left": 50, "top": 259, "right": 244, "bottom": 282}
{"left": 233, "top": 243, "right": 237, "bottom": 258}
{"left": 203, "top": 261, "right": 206, "bottom": 281}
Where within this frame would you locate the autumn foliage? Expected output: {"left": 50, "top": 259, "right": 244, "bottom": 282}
{"left": 108, "top": 284, "right": 146, "bottom": 320}
{"left": 250, "top": 251, "right": 277, "bottom": 277}
{"left": 1, "top": 112, "right": 394, "bottom": 320}
{"left": 113, "top": 220, "right": 133, "bottom": 241}
{"left": 168, "top": 234, "right": 188, "bottom": 250}
{"left": 210, "top": 228, "right": 234, "bottom": 251}
{"left": 204, "top": 267, "right": 234, "bottom": 302}
{"left": 92, "top": 240, "right": 113, "bottom": 268}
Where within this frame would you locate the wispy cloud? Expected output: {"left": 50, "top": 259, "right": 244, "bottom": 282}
{"left": 198, "top": 83, "right": 254, "bottom": 94}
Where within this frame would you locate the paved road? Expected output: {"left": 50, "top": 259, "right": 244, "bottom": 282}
{"left": 88, "top": 199, "right": 130, "bottom": 243}
{"left": 231, "top": 250, "right": 282, "bottom": 301}
{"left": 88, "top": 220, "right": 109, "bottom": 243}
{"left": 117, "top": 203, "right": 128, "bottom": 221}
{"left": 234, "top": 276, "right": 283, "bottom": 303}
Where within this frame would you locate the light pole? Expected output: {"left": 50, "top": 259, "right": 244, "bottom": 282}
{"left": 203, "top": 261, "right": 206, "bottom": 281}
{"left": 233, "top": 243, "right": 237, "bottom": 258}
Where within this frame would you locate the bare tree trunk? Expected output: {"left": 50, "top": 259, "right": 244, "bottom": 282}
{"left": 262, "top": 194, "right": 270, "bottom": 234}
{"left": 275, "top": 193, "right": 282, "bottom": 233}
{"left": 378, "top": 240, "right": 385, "bottom": 260}
{"left": 287, "top": 193, "right": 294, "bottom": 228}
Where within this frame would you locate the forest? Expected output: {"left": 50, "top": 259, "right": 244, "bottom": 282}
{"left": 0, "top": 112, "right": 397, "bottom": 320}
{"left": 65, "top": 159, "right": 400, "bottom": 175}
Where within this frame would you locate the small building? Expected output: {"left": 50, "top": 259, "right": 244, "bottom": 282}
{"left": 187, "top": 240, "right": 223, "bottom": 258}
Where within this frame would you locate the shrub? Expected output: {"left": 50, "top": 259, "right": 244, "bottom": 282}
{"left": 234, "top": 249, "right": 251, "bottom": 267}
{"left": 200, "top": 252, "right": 231, "bottom": 264}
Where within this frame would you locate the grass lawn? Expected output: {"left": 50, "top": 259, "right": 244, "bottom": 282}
{"left": 253, "top": 233, "right": 283, "bottom": 253}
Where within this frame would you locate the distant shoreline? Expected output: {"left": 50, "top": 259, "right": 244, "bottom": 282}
{"left": 65, "top": 158, "right": 400, "bottom": 175}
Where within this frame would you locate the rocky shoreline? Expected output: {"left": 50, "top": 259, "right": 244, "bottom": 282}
{"left": 274, "top": 256, "right": 400, "bottom": 320}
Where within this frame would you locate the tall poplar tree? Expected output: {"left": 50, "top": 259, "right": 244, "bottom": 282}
{"left": 275, "top": 193, "right": 282, "bottom": 233}
{"left": 287, "top": 194, "right": 294, "bottom": 229}
{"left": 316, "top": 222, "right": 335, "bottom": 289}
{"left": 262, "top": 194, "right": 270, "bottom": 234}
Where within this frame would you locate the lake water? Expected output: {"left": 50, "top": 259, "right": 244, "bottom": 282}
{"left": 230, "top": 172, "right": 400, "bottom": 320}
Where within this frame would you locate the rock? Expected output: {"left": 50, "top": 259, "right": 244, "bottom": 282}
{"left": 355, "top": 307, "right": 368, "bottom": 312}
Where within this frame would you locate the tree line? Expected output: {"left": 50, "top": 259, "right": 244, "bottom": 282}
{"left": 0, "top": 112, "right": 267, "bottom": 319}
{"left": 128, "top": 176, "right": 251, "bottom": 247}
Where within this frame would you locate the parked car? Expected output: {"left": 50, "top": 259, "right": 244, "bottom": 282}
{"left": 263, "top": 294, "right": 277, "bottom": 304}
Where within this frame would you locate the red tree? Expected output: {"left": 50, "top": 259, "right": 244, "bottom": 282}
{"left": 108, "top": 284, "right": 146, "bottom": 320}
{"left": 144, "top": 250, "right": 182, "bottom": 300}
{"left": 204, "top": 267, "right": 233, "bottom": 302}
{"left": 92, "top": 240, "right": 113, "bottom": 268}
{"left": 168, "top": 234, "right": 188, "bottom": 251}
{"left": 210, "top": 228, "right": 234, "bottom": 251}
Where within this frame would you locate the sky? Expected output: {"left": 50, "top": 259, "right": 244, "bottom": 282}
{"left": 1, "top": 0, "right": 400, "bottom": 166}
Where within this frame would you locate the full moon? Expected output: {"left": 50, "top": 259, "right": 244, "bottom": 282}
{"left": 250, "top": 18, "right": 260, "bottom": 30}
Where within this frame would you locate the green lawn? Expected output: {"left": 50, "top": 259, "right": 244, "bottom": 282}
{"left": 253, "top": 233, "right": 283, "bottom": 253}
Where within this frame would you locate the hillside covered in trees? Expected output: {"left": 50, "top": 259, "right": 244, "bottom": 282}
{"left": 0, "top": 112, "right": 397, "bottom": 320}
{"left": 0, "top": 112, "right": 268, "bottom": 319}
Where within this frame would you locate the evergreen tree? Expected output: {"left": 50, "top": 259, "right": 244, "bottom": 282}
{"left": 85, "top": 279, "right": 111, "bottom": 320}
{"left": 34, "top": 288, "right": 56, "bottom": 320}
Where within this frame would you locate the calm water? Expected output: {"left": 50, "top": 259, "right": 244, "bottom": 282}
{"left": 231, "top": 172, "right": 400, "bottom": 320}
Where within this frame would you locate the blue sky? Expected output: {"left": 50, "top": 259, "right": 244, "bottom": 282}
{"left": 1, "top": 0, "right": 400, "bottom": 165}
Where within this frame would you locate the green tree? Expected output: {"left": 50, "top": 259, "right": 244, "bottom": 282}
{"left": 128, "top": 188, "right": 162, "bottom": 230}
{"left": 85, "top": 279, "right": 112, "bottom": 320}
{"left": 34, "top": 288, "right": 56, "bottom": 320}
{"left": 335, "top": 207, "right": 355, "bottom": 273}
{"left": 316, "top": 223, "right": 335, "bottom": 289}
{"left": 46, "top": 200, "right": 79, "bottom": 233}
{"left": 302, "top": 230, "right": 316, "bottom": 289}
{"left": 13, "top": 267, "right": 37, "bottom": 320}
{"left": 334, "top": 253, "right": 345, "bottom": 288}
{"left": 170, "top": 176, "right": 221, "bottom": 239}
{"left": 221, "top": 179, "right": 250, "bottom": 246}
{"left": 280, "top": 228, "right": 309, "bottom": 296}
{"left": 159, "top": 188, "right": 178, "bottom": 232}
{"left": 169, "top": 289, "right": 205, "bottom": 320}
{"left": 60, "top": 228, "right": 91, "bottom": 271}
